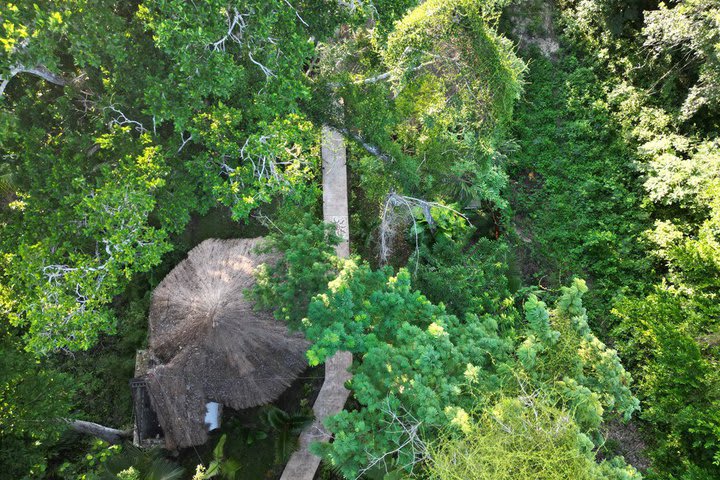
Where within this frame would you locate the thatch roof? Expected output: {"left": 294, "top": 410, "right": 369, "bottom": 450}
{"left": 143, "top": 238, "right": 309, "bottom": 450}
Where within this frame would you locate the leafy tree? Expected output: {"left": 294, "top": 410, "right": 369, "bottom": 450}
{"left": 254, "top": 218, "right": 639, "bottom": 478}
{"left": 510, "top": 1, "right": 720, "bottom": 477}
{"left": 4, "top": 139, "right": 172, "bottom": 353}
{"left": 643, "top": 0, "right": 720, "bottom": 121}
{"left": 0, "top": 331, "right": 75, "bottom": 478}
{"left": 613, "top": 289, "right": 720, "bottom": 479}
{"left": 0, "top": 0, "right": 346, "bottom": 354}
{"left": 518, "top": 279, "right": 639, "bottom": 436}
{"left": 414, "top": 228, "right": 518, "bottom": 320}
{"left": 313, "top": 0, "right": 525, "bottom": 212}
{"left": 252, "top": 214, "right": 342, "bottom": 329}
{"left": 427, "top": 396, "right": 642, "bottom": 480}
{"left": 301, "top": 262, "right": 515, "bottom": 477}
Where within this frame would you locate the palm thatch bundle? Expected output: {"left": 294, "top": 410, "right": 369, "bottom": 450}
{"left": 143, "top": 238, "right": 309, "bottom": 450}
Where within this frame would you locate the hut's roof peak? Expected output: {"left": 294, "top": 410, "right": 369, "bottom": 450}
{"left": 142, "top": 237, "right": 308, "bottom": 449}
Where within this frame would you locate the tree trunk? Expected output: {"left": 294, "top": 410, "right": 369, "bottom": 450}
{"left": 66, "top": 419, "right": 131, "bottom": 444}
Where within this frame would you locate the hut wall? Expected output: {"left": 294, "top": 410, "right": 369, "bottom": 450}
{"left": 130, "top": 378, "right": 162, "bottom": 443}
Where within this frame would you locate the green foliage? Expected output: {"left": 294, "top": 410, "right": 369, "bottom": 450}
{"left": 414, "top": 232, "right": 518, "bottom": 320}
{"left": 53, "top": 288, "right": 152, "bottom": 428}
{"left": 98, "top": 445, "right": 184, "bottom": 480}
{"left": 260, "top": 406, "right": 314, "bottom": 464}
{"left": 52, "top": 440, "right": 125, "bottom": 480}
{"left": 613, "top": 289, "right": 720, "bottom": 478}
{"left": 206, "top": 115, "right": 321, "bottom": 221}
{"left": 305, "top": 263, "right": 514, "bottom": 477}
{"left": 519, "top": 280, "right": 639, "bottom": 435}
{"left": 193, "top": 434, "right": 241, "bottom": 480}
{"left": 642, "top": 0, "right": 720, "bottom": 121}
{"left": 255, "top": 217, "right": 639, "bottom": 478}
{"left": 508, "top": 53, "right": 652, "bottom": 328}
{"left": 305, "top": 269, "right": 638, "bottom": 477}
{"left": 4, "top": 140, "right": 172, "bottom": 353}
{"left": 410, "top": 204, "right": 470, "bottom": 244}
{"left": 0, "top": 331, "right": 75, "bottom": 478}
{"left": 312, "top": 0, "right": 525, "bottom": 214}
{"left": 535, "top": 1, "right": 720, "bottom": 477}
{"left": 252, "top": 214, "right": 341, "bottom": 329}
{"left": 384, "top": 0, "right": 523, "bottom": 133}
{"left": 427, "top": 396, "right": 642, "bottom": 480}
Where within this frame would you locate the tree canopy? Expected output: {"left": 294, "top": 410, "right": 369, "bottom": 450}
{"left": 2, "top": 0, "right": 719, "bottom": 478}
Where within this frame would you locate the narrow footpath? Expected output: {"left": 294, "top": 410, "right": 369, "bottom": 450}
{"left": 280, "top": 127, "right": 353, "bottom": 480}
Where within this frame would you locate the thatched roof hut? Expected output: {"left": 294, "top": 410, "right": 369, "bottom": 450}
{"left": 140, "top": 238, "right": 309, "bottom": 450}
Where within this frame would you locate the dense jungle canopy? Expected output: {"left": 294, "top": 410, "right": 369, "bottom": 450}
{"left": 0, "top": 0, "right": 718, "bottom": 479}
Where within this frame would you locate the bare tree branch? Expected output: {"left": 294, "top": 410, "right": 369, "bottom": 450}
{"left": 355, "top": 398, "right": 430, "bottom": 479}
{"left": 66, "top": 419, "right": 131, "bottom": 444}
{"left": 337, "top": 127, "right": 392, "bottom": 162}
{"left": 0, "top": 64, "right": 70, "bottom": 98}
{"left": 357, "top": 59, "right": 437, "bottom": 85}
{"left": 105, "top": 105, "right": 147, "bottom": 133}
{"left": 177, "top": 131, "right": 193, "bottom": 153}
{"left": 22, "top": 65, "right": 69, "bottom": 86}
{"left": 0, "top": 75, "right": 11, "bottom": 98}
{"left": 207, "top": 8, "right": 248, "bottom": 52}
{"left": 248, "top": 51, "right": 276, "bottom": 79}
{"left": 380, "top": 192, "right": 471, "bottom": 271}
{"left": 283, "top": 0, "right": 309, "bottom": 27}
{"left": 325, "top": 58, "right": 437, "bottom": 89}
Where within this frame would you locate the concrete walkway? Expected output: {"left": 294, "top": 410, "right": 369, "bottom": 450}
{"left": 280, "top": 351, "right": 352, "bottom": 479}
{"left": 279, "top": 127, "right": 353, "bottom": 480}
